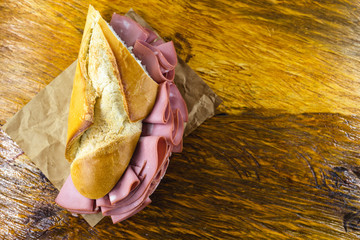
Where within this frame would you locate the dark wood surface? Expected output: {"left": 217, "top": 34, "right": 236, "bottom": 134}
{"left": 1, "top": 0, "right": 360, "bottom": 239}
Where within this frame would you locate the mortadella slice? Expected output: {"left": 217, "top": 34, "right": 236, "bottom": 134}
{"left": 108, "top": 166, "right": 141, "bottom": 205}
{"left": 156, "top": 41, "right": 178, "bottom": 69}
{"left": 144, "top": 82, "right": 171, "bottom": 124}
{"left": 110, "top": 14, "right": 148, "bottom": 47}
{"left": 148, "top": 157, "right": 170, "bottom": 196}
{"left": 136, "top": 41, "right": 176, "bottom": 72}
{"left": 142, "top": 112, "right": 173, "bottom": 140}
{"left": 101, "top": 136, "right": 168, "bottom": 215}
{"left": 172, "top": 109, "right": 185, "bottom": 146}
{"left": 142, "top": 109, "right": 184, "bottom": 146}
{"left": 133, "top": 40, "right": 175, "bottom": 83}
{"left": 96, "top": 194, "right": 111, "bottom": 207}
{"left": 151, "top": 38, "right": 165, "bottom": 46}
{"left": 55, "top": 175, "right": 97, "bottom": 214}
{"left": 172, "top": 139, "right": 183, "bottom": 153}
{"left": 144, "top": 28, "right": 158, "bottom": 43}
{"left": 169, "top": 83, "right": 188, "bottom": 122}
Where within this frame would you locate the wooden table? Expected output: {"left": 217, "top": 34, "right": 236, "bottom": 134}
{"left": 1, "top": 0, "right": 360, "bottom": 239}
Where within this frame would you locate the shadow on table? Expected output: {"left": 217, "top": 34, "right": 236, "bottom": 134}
{"left": 156, "top": 108, "right": 360, "bottom": 238}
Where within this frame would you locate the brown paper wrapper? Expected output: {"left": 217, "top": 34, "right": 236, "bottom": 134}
{"left": 2, "top": 10, "right": 221, "bottom": 227}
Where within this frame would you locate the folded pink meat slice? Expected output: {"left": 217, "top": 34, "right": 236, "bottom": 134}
{"left": 172, "top": 109, "right": 185, "bottom": 146}
{"left": 96, "top": 194, "right": 111, "bottom": 207}
{"left": 144, "top": 27, "right": 158, "bottom": 43}
{"left": 148, "top": 157, "right": 170, "bottom": 196}
{"left": 110, "top": 14, "right": 148, "bottom": 47}
{"left": 144, "top": 82, "right": 171, "bottom": 124}
{"left": 172, "top": 139, "right": 183, "bottom": 153}
{"left": 96, "top": 164, "right": 147, "bottom": 209}
{"left": 133, "top": 40, "right": 175, "bottom": 83}
{"left": 101, "top": 136, "right": 168, "bottom": 216}
{"left": 142, "top": 109, "right": 184, "bottom": 146}
{"left": 169, "top": 83, "right": 188, "bottom": 122}
{"left": 151, "top": 38, "right": 165, "bottom": 46}
{"left": 108, "top": 166, "right": 140, "bottom": 204}
{"left": 55, "top": 175, "right": 97, "bottom": 214}
{"left": 136, "top": 40, "right": 176, "bottom": 72}
{"left": 156, "top": 41, "right": 178, "bottom": 69}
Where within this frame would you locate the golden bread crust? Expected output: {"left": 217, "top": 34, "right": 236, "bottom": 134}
{"left": 64, "top": 5, "right": 156, "bottom": 199}
{"left": 65, "top": 61, "right": 95, "bottom": 162}
{"left": 70, "top": 131, "right": 141, "bottom": 199}
{"left": 98, "top": 16, "right": 158, "bottom": 122}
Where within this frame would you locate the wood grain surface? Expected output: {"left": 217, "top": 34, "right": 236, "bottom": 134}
{"left": 2, "top": 0, "right": 360, "bottom": 239}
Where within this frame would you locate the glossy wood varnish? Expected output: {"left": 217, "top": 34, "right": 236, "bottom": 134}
{"left": 1, "top": 0, "right": 360, "bottom": 239}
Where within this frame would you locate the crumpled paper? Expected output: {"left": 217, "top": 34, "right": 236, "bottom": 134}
{"left": 2, "top": 10, "right": 221, "bottom": 227}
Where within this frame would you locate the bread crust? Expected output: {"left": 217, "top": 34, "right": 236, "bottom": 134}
{"left": 98, "top": 17, "right": 158, "bottom": 122}
{"left": 65, "top": 7, "right": 97, "bottom": 162}
{"left": 71, "top": 131, "right": 141, "bottom": 199}
{"left": 64, "top": 5, "right": 157, "bottom": 199}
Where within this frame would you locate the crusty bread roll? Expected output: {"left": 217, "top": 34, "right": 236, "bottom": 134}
{"left": 65, "top": 6, "right": 158, "bottom": 199}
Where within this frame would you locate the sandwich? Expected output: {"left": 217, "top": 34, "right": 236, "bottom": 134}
{"left": 65, "top": 5, "right": 158, "bottom": 200}
{"left": 56, "top": 5, "right": 188, "bottom": 223}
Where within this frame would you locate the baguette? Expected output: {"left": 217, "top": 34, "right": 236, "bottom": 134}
{"left": 65, "top": 6, "right": 158, "bottom": 199}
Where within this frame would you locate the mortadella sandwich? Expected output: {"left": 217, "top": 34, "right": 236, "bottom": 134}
{"left": 56, "top": 5, "right": 188, "bottom": 224}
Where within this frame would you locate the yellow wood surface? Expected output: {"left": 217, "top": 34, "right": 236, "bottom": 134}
{"left": 1, "top": 0, "right": 360, "bottom": 239}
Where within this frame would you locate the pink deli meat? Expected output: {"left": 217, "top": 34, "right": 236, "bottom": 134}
{"left": 55, "top": 14, "right": 188, "bottom": 224}
{"left": 132, "top": 40, "right": 176, "bottom": 83}
{"left": 55, "top": 175, "right": 98, "bottom": 214}
{"left": 110, "top": 14, "right": 149, "bottom": 47}
{"left": 142, "top": 108, "right": 184, "bottom": 146}
{"left": 100, "top": 136, "right": 169, "bottom": 216}
{"left": 144, "top": 82, "right": 171, "bottom": 124}
{"left": 169, "top": 83, "right": 188, "bottom": 122}
{"left": 110, "top": 13, "right": 177, "bottom": 83}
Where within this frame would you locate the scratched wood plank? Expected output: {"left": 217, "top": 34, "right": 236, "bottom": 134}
{"left": 1, "top": 0, "right": 360, "bottom": 239}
